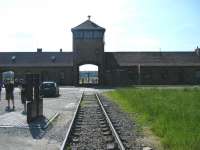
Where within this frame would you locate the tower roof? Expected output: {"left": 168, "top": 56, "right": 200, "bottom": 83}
{"left": 72, "top": 16, "right": 105, "bottom": 31}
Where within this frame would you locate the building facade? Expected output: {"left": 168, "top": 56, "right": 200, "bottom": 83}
{"left": 1, "top": 17, "right": 200, "bottom": 86}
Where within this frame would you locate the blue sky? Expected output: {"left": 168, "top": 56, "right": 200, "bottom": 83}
{"left": 0, "top": 0, "right": 199, "bottom": 52}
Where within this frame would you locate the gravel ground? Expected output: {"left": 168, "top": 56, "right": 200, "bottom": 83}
{"left": 66, "top": 92, "right": 146, "bottom": 150}
{"left": 98, "top": 94, "right": 143, "bottom": 150}
{"left": 67, "top": 94, "right": 110, "bottom": 149}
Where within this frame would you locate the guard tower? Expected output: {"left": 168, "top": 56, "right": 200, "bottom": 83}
{"left": 71, "top": 16, "right": 106, "bottom": 85}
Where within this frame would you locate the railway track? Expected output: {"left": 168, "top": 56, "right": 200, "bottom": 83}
{"left": 60, "top": 92, "right": 126, "bottom": 150}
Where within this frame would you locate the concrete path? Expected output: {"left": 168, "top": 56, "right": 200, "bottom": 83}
{"left": 0, "top": 87, "right": 81, "bottom": 150}
{"left": 0, "top": 87, "right": 112, "bottom": 150}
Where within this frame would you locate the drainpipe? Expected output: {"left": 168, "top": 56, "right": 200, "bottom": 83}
{"left": 138, "top": 64, "right": 141, "bottom": 85}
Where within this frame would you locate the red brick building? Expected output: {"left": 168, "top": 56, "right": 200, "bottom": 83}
{"left": 1, "top": 17, "right": 200, "bottom": 85}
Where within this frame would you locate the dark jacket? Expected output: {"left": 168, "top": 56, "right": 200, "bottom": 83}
{"left": 5, "top": 83, "right": 14, "bottom": 94}
{"left": 0, "top": 81, "right": 2, "bottom": 91}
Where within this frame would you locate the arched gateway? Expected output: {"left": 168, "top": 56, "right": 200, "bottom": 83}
{"left": 71, "top": 16, "right": 105, "bottom": 86}
{"left": 79, "top": 64, "right": 99, "bottom": 85}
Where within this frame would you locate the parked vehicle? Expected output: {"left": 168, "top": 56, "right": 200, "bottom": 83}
{"left": 40, "top": 81, "right": 59, "bottom": 97}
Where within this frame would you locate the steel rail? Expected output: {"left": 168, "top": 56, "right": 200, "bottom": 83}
{"left": 96, "top": 94, "right": 126, "bottom": 150}
{"left": 60, "top": 92, "right": 84, "bottom": 150}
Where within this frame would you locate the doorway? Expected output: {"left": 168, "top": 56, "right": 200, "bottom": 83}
{"left": 79, "top": 64, "right": 98, "bottom": 85}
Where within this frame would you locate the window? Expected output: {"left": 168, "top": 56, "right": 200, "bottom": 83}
{"left": 74, "top": 31, "right": 103, "bottom": 39}
{"left": 88, "top": 31, "right": 93, "bottom": 38}
{"left": 195, "top": 71, "right": 200, "bottom": 83}
{"left": 178, "top": 71, "right": 184, "bottom": 82}
{"left": 195, "top": 71, "right": 200, "bottom": 80}
{"left": 94, "top": 31, "right": 103, "bottom": 39}
{"left": 128, "top": 71, "right": 136, "bottom": 81}
{"left": 74, "top": 31, "right": 83, "bottom": 39}
{"left": 143, "top": 73, "right": 152, "bottom": 80}
{"left": 161, "top": 71, "right": 168, "bottom": 80}
{"left": 78, "top": 31, "right": 83, "bottom": 38}
{"left": 84, "top": 31, "right": 90, "bottom": 39}
{"left": 41, "top": 83, "right": 55, "bottom": 88}
{"left": 60, "top": 72, "right": 65, "bottom": 79}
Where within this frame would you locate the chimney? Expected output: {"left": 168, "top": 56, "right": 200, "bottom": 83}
{"left": 88, "top": 15, "right": 91, "bottom": 20}
{"left": 195, "top": 46, "right": 200, "bottom": 56}
{"left": 60, "top": 48, "right": 62, "bottom": 52}
{"left": 37, "top": 48, "right": 42, "bottom": 53}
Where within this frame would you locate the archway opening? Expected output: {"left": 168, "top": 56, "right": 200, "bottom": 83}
{"left": 79, "top": 64, "right": 98, "bottom": 85}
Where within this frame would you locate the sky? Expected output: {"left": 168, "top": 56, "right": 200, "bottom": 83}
{"left": 0, "top": 0, "right": 200, "bottom": 52}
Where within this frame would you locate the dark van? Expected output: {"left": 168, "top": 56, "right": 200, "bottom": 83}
{"left": 40, "top": 81, "right": 59, "bottom": 97}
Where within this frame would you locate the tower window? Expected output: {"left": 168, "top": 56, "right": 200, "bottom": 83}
{"left": 94, "top": 31, "right": 103, "bottom": 39}
{"left": 88, "top": 31, "right": 93, "bottom": 38}
{"left": 74, "top": 31, "right": 103, "bottom": 39}
{"left": 78, "top": 32, "right": 83, "bottom": 38}
{"left": 84, "top": 31, "right": 89, "bottom": 39}
{"left": 74, "top": 31, "right": 84, "bottom": 39}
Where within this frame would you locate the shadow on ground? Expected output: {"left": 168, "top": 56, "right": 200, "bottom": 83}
{"left": 28, "top": 116, "right": 49, "bottom": 139}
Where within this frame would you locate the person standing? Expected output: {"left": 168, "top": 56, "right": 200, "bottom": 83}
{"left": 20, "top": 79, "right": 27, "bottom": 114}
{"left": 4, "top": 80, "right": 15, "bottom": 111}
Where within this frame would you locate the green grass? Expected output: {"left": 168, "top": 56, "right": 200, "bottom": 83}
{"left": 106, "top": 87, "right": 200, "bottom": 150}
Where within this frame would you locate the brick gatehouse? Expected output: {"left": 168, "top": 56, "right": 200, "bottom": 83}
{"left": 1, "top": 17, "right": 200, "bottom": 86}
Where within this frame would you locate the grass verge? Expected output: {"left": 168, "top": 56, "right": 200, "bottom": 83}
{"left": 105, "top": 87, "right": 200, "bottom": 150}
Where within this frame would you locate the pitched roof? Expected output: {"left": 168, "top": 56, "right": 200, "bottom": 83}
{"left": 0, "top": 52, "right": 73, "bottom": 67}
{"left": 1, "top": 51, "right": 200, "bottom": 68}
{"left": 71, "top": 19, "right": 105, "bottom": 31}
{"left": 106, "top": 52, "right": 200, "bottom": 67}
